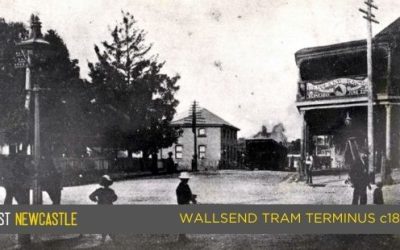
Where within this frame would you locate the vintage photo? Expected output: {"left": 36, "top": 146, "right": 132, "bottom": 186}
{"left": 0, "top": 0, "right": 399, "bottom": 249}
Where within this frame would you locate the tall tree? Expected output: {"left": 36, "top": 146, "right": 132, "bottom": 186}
{"left": 37, "top": 29, "right": 91, "bottom": 156}
{"left": 0, "top": 18, "right": 29, "bottom": 147}
{"left": 0, "top": 17, "right": 90, "bottom": 156}
{"left": 88, "top": 11, "right": 180, "bottom": 156}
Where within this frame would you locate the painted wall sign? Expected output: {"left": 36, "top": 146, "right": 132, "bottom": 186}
{"left": 306, "top": 78, "right": 367, "bottom": 99}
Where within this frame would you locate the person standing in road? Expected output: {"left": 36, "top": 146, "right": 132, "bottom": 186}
{"left": 305, "top": 153, "right": 314, "bottom": 184}
{"left": 176, "top": 172, "right": 197, "bottom": 242}
{"left": 350, "top": 154, "right": 371, "bottom": 205}
{"left": 166, "top": 152, "right": 176, "bottom": 174}
{"left": 89, "top": 175, "right": 118, "bottom": 243}
{"left": 176, "top": 172, "right": 197, "bottom": 205}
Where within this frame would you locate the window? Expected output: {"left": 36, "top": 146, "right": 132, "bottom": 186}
{"left": 313, "top": 135, "right": 332, "bottom": 156}
{"left": 198, "top": 128, "right": 206, "bottom": 137}
{"left": 175, "top": 145, "right": 183, "bottom": 159}
{"left": 199, "top": 145, "right": 206, "bottom": 159}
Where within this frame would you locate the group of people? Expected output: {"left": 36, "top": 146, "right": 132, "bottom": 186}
{"left": 2, "top": 153, "right": 63, "bottom": 205}
{"left": 349, "top": 152, "right": 384, "bottom": 205}
{"left": 4, "top": 148, "right": 387, "bottom": 245}
{"left": 88, "top": 151, "right": 196, "bottom": 244}
{"left": 303, "top": 150, "right": 384, "bottom": 205}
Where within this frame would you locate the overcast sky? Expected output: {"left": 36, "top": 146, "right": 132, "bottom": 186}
{"left": 1, "top": 0, "right": 400, "bottom": 139}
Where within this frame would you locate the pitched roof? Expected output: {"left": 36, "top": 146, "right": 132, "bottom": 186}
{"left": 172, "top": 108, "right": 239, "bottom": 130}
{"left": 376, "top": 17, "right": 400, "bottom": 39}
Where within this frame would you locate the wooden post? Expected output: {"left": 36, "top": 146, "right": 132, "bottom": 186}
{"left": 383, "top": 104, "right": 393, "bottom": 184}
{"left": 359, "top": 0, "right": 379, "bottom": 182}
{"left": 33, "top": 84, "right": 42, "bottom": 204}
{"left": 299, "top": 110, "right": 306, "bottom": 180}
{"left": 366, "top": 7, "right": 374, "bottom": 183}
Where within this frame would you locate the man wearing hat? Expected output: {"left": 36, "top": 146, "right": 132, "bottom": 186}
{"left": 176, "top": 172, "right": 197, "bottom": 242}
{"left": 176, "top": 172, "right": 197, "bottom": 205}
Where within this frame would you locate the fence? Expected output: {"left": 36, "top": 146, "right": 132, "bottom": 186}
{"left": 54, "top": 157, "right": 160, "bottom": 186}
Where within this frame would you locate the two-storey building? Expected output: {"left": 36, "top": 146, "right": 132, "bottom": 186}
{"left": 161, "top": 108, "right": 240, "bottom": 171}
{"left": 295, "top": 17, "right": 400, "bottom": 173}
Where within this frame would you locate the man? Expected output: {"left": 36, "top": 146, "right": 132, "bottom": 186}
{"left": 176, "top": 172, "right": 196, "bottom": 242}
{"left": 3, "top": 154, "right": 30, "bottom": 205}
{"left": 40, "top": 154, "right": 63, "bottom": 204}
{"left": 351, "top": 154, "right": 371, "bottom": 205}
{"left": 351, "top": 169, "right": 371, "bottom": 205}
{"left": 305, "top": 153, "right": 314, "bottom": 184}
{"left": 176, "top": 172, "right": 197, "bottom": 205}
{"left": 166, "top": 152, "right": 175, "bottom": 174}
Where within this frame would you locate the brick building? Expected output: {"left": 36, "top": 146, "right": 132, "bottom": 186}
{"left": 161, "top": 108, "right": 239, "bottom": 171}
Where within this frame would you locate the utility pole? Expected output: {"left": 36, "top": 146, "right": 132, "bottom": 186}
{"left": 191, "top": 101, "right": 198, "bottom": 172}
{"left": 359, "top": 0, "right": 379, "bottom": 183}
{"left": 186, "top": 101, "right": 205, "bottom": 172}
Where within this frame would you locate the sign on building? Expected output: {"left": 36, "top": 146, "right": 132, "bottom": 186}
{"left": 306, "top": 78, "right": 368, "bottom": 99}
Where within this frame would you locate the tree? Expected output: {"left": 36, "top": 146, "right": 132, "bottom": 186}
{"left": 88, "top": 11, "right": 180, "bottom": 157}
{"left": 37, "top": 29, "right": 92, "bottom": 156}
{"left": 0, "top": 16, "right": 90, "bottom": 156}
{"left": 0, "top": 18, "right": 29, "bottom": 147}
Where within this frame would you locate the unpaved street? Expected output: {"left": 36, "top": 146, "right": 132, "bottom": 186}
{"left": 1, "top": 169, "right": 399, "bottom": 249}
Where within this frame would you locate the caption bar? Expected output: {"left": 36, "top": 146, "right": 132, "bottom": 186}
{"left": 0, "top": 205, "right": 398, "bottom": 234}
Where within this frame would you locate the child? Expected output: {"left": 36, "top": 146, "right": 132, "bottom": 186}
{"left": 373, "top": 181, "right": 384, "bottom": 204}
{"left": 89, "top": 175, "right": 118, "bottom": 243}
{"left": 176, "top": 172, "right": 197, "bottom": 243}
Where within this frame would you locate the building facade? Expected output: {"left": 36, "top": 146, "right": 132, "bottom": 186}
{"left": 295, "top": 18, "right": 400, "bottom": 172}
{"left": 161, "top": 108, "right": 239, "bottom": 171}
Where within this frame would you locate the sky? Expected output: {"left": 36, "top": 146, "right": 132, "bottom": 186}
{"left": 1, "top": 0, "right": 400, "bottom": 139}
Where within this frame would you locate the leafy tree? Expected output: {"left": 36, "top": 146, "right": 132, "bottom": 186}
{"left": 88, "top": 11, "right": 180, "bottom": 157}
{"left": 0, "top": 18, "right": 29, "bottom": 147}
{"left": 37, "top": 29, "right": 92, "bottom": 156}
{"left": 0, "top": 16, "right": 90, "bottom": 156}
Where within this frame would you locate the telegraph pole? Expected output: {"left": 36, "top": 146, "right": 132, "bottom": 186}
{"left": 191, "top": 101, "right": 198, "bottom": 172}
{"left": 359, "top": 0, "right": 379, "bottom": 183}
{"left": 187, "top": 101, "right": 205, "bottom": 172}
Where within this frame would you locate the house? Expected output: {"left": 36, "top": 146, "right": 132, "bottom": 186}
{"left": 161, "top": 108, "right": 240, "bottom": 171}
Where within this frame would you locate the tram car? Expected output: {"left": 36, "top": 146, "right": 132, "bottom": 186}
{"left": 245, "top": 138, "right": 288, "bottom": 170}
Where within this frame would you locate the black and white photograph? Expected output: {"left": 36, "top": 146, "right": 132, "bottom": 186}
{"left": 0, "top": 0, "right": 400, "bottom": 249}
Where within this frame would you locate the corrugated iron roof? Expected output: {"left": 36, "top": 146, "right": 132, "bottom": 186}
{"left": 172, "top": 108, "right": 239, "bottom": 130}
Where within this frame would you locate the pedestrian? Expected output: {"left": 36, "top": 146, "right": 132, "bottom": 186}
{"left": 373, "top": 181, "right": 384, "bottom": 204}
{"left": 89, "top": 175, "right": 118, "bottom": 243}
{"left": 3, "top": 154, "right": 30, "bottom": 205}
{"left": 351, "top": 168, "right": 371, "bottom": 205}
{"left": 166, "top": 152, "right": 176, "bottom": 174}
{"left": 289, "top": 156, "right": 294, "bottom": 171}
{"left": 176, "top": 172, "right": 197, "bottom": 242}
{"left": 151, "top": 153, "right": 159, "bottom": 175}
{"left": 305, "top": 153, "right": 313, "bottom": 184}
{"left": 40, "top": 154, "right": 63, "bottom": 204}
